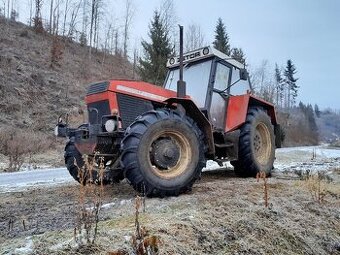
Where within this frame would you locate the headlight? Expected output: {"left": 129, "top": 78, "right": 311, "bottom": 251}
{"left": 104, "top": 119, "right": 116, "bottom": 132}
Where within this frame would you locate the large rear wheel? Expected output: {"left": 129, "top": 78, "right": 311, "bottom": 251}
{"left": 121, "top": 109, "right": 206, "bottom": 197}
{"left": 232, "top": 107, "right": 275, "bottom": 177}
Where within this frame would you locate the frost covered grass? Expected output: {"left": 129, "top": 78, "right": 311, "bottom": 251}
{"left": 1, "top": 146, "right": 340, "bottom": 254}
{"left": 1, "top": 173, "right": 340, "bottom": 255}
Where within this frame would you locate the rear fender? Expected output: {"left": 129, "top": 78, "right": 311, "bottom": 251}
{"left": 226, "top": 94, "right": 278, "bottom": 132}
{"left": 165, "top": 98, "right": 215, "bottom": 158}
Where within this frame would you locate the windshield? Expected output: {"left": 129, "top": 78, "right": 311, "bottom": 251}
{"left": 229, "top": 67, "right": 250, "bottom": 95}
{"left": 164, "top": 60, "right": 212, "bottom": 108}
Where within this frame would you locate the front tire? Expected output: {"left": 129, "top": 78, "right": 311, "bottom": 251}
{"left": 120, "top": 109, "right": 206, "bottom": 197}
{"left": 64, "top": 138, "right": 123, "bottom": 184}
{"left": 232, "top": 108, "right": 275, "bottom": 177}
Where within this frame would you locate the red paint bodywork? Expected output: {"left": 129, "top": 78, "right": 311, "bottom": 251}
{"left": 85, "top": 80, "right": 177, "bottom": 114}
{"left": 85, "top": 80, "right": 277, "bottom": 134}
{"left": 226, "top": 93, "right": 277, "bottom": 132}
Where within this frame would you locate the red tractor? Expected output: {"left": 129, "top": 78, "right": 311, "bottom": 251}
{"left": 56, "top": 29, "right": 281, "bottom": 197}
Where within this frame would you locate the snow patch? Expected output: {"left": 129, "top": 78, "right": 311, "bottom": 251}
{"left": 274, "top": 146, "right": 340, "bottom": 173}
{"left": 14, "top": 236, "right": 33, "bottom": 254}
{"left": 101, "top": 202, "right": 116, "bottom": 209}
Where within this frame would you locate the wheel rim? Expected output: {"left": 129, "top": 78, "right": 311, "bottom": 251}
{"left": 253, "top": 122, "right": 272, "bottom": 165}
{"left": 148, "top": 130, "right": 192, "bottom": 179}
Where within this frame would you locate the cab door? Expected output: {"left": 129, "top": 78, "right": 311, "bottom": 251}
{"left": 209, "top": 62, "right": 231, "bottom": 129}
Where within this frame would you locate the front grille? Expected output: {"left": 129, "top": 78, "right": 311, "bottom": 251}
{"left": 87, "top": 81, "right": 109, "bottom": 95}
{"left": 117, "top": 94, "right": 154, "bottom": 128}
{"left": 88, "top": 100, "right": 110, "bottom": 124}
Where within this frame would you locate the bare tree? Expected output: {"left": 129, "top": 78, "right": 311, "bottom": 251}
{"left": 52, "top": 0, "right": 61, "bottom": 35}
{"left": 89, "top": 0, "right": 95, "bottom": 56}
{"left": 1, "top": 0, "right": 5, "bottom": 17}
{"left": 101, "top": 22, "right": 111, "bottom": 65}
{"left": 88, "top": 0, "right": 102, "bottom": 57}
{"left": 122, "top": 0, "right": 134, "bottom": 59}
{"left": 67, "top": 0, "right": 82, "bottom": 38}
{"left": 114, "top": 28, "right": 119, "bottom": 55}
{"left": 250, "top": 60, "right": 275, "bottom": 103}
{"left": 80, "top": 0, "right": 88, "bottom": 45}
{"left": 49, "top": 0, "right": 53, "bottom": 32}
{"left": 185, "top": 23, "right": 205, "bottom": 52}
{"left": 62, "top": 0, "right": 69, "bottom": 36}
{"left": 28, "top": 0, "right": 33, "bottom": 25}
{"left": 160, "top": 0, "right": 176, "bottom": 32}
{"left": 160, "top": 0, "right": 177, "bottom": 53}
{"left": 93, "top": 0, "right": 103, "bottom": 50}
{"left": 34, "top": 0, "right": 43, "bottom": 32}
{"left": 7, "top": 0, "right": 9, "bottom": 19}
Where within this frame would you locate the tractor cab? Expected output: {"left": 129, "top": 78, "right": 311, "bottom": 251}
{"left": 164, "top": 46, "right": 250, "bottom": 129}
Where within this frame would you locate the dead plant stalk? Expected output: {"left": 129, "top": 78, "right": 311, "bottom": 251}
{"left": 257, "top": 171, "right": 269, "bottom": 208}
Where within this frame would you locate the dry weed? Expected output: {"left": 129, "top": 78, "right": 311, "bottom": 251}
{"left": 302, "top": 171, "right": 329, "bottom": 203}
{"left": 131, "top": 195, "right": 160, "bottom": 255}
{"left": 74, "top": 154, "right": 104, "bottom": 246}
{"left": 256, "top": 171, "right": 269, "bottom": 208}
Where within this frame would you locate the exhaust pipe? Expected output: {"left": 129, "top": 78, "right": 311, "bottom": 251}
{"left": 177, "top": 25, "right": 186, "bottom": 98}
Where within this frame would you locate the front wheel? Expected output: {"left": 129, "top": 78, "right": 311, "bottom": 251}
{"left": 232, "top": 107, "right": 275, "bottom": 177}
{"left": 64, "top": 138, "right": 123, "bottom": 185}
{"left": 120, "top": 109, "right": 206, "bottom": 197}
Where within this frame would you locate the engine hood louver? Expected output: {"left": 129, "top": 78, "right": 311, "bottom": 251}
{"left": 86, "top": 81, "right": 109, "bottom": 95}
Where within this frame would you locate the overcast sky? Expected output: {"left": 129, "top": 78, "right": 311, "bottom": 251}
{"left": 131, "top": 0, "right": 340, "bottom": 110}
{"left": 15, "top": 0, "right": 340, "bottom": 110}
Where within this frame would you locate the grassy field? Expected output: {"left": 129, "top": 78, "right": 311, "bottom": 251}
{"left": 1, "top": 168, "right": 340, "bottom": 255}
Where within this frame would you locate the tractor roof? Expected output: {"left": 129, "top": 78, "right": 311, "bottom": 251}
{"left": 166, "top": 46, "right": 245, "bottom": 69}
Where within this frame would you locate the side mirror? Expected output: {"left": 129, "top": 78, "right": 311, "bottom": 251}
{"left": 240, "top": 68, "right": 248, "bottom": 80}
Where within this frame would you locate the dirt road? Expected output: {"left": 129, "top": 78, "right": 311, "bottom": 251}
{"left": 0, "top": 168, "right": 71, "bottom": 193}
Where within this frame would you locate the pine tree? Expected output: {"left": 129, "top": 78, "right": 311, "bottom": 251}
{"left": 306, "top": 104, "right": 318, "bottom": 132}
{"left": 138, "top": 11, "right": 172, "bottom": 86}
{"left": 231, "top": 47, "right": 246, "bottom": 64}
{"left": 213, "top": 18, "right": 230, "bottom": 55}
{"left": 284, "top": 59, "right": 298, "bottom": 109}
{"left": 274, "top": 63, "right": 284, "bottom": 107}
{"left": 314, "top": 104, "right": 321, "bottom": 118}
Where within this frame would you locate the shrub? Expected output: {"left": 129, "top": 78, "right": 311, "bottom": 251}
{"left": 50, "top": 37, "right": 64, "bottom": 67}
{"left": 0, "top": 128, "right": 51, "bottom": 171}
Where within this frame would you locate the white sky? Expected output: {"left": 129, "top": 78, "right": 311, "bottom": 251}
{"left": 12, "top": 0, "right": 340, "bottom": 110}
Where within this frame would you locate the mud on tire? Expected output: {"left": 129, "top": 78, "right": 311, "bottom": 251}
{"left": 231, "top": 107, "right": 275, "bottom": 177}
{"left": 120, "top": 109, "right": 206, "bottom": 197}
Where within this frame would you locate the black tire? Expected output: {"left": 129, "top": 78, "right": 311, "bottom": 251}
{"left": 120, "top": 109, "right": 206, "bottom": 197}
{"left": 232, "top": 107, "right": 275, "bottom": 177}
{"left": 64, "top": 138, "right": 123, "bottom": 185}
{"left": 274, "top": 124, "right": 284, "bottom": 148}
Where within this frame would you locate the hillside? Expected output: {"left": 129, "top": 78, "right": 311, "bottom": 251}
{"left": 317, "top": 110, "right": 340, "bottom": 145}
{"left": 0, "top": 18, "right": 134, "bottom": 133}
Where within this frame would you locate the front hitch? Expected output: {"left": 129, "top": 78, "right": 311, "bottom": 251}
{"left": 54, "top": 114, "right": 77, "bottom": 138}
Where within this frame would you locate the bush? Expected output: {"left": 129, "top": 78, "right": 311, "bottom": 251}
{"left": 0, "top": 128, "right": 51, "bottom": 171}
{"left": 50, "top": 37, "right": 64, "bottom": 67}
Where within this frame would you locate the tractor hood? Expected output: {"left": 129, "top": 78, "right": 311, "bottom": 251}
{"left": 86, "top": 80, "right": 177, "bottom": 103}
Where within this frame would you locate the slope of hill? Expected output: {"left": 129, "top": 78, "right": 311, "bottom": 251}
{"left": 0, "top": 18, "right": 134, "bottom": 133}
{"left": 317, "top": 110, "right": 340, "bottom": 145}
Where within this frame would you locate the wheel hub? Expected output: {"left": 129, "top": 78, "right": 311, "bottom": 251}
{"left": 254, "top": 132, "right": 262, "bottom": 152}
{"left": 150, "top": 138, "right": 180, "bottom": 170}
{"left": 253, "top": 122, "right": 271, "bottom": 165}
